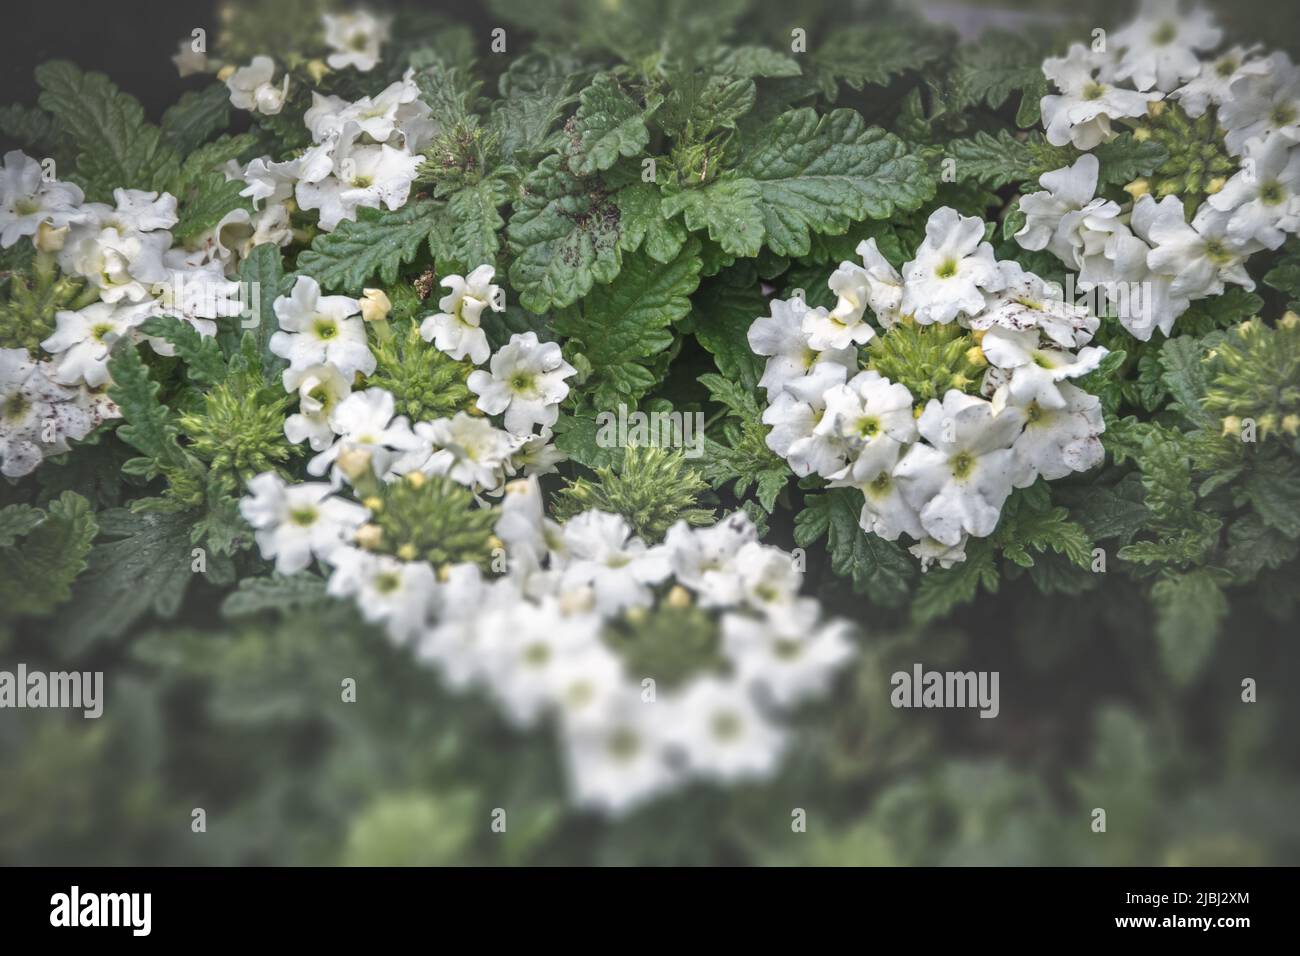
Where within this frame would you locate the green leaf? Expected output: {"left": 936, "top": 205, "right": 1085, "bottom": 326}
{"left": 507, "top": 154, "right": 625, "bottom": 312}
{"left": 160, "top": 83, "right": 232, "bottom": 155}
{"left": 1240, "top": 459, "right": 1300, "bottom": 539}
{"left": 1158, "top": 334, "right": 1216, "bottom": 425}
{"left": 172, "top": 172, "right": 252, "bottom": 244}
{"left": 35, "top": 60, "right": 177, "bottom": 200}
{"left": 568, "top": 73, "right": 649, "bottom": 176}
{"left": 296, "top": 200, "right": 439, "bottom": 294}
{"left": 952, "top": 130, "right": 1166, "bottom": 190}
{"left": 690, "top": 273, "right": 766, "bottom": 391}
{"left": 438, "top": 179, "right": 510, "bottom": 272}
{"left": 222, "top": 573, "right": 331, "bottom": 618}
{"left": 910, "top": 539, "right": 999, "bottom": 624}
{"left": 553, "top": 409, "right": 624, "bottom": 470}
{"left": 810, "top": 23, "right": 944, "bottom": 95}
{"left": 949, "top": 31, "right": 1048, "bottom": 125}
{"left": 616, "top": 182, "right": 687, "bottom": 264}
{"left": 794, "top": 488, "right": 914, "bottom": 607}
{"left": 554, "top": 241, "right": 701, "bottom": 404}
{"left": 491, "top": 52, "right": 581, "bottom": 163}
{"left": 0, "top": 503, "right": 44, "bottom": 547}
{"left": 240, "top": 242, "right": 293, "bottom": 381}
{"left": 663, "top": 109, "right": 932, "bottom": 258}
{"left": 106, "top": 340, "right": 190, "bottom": 474}
{"left": 139, "top": 315, "right": 228, "bottom": 387}
{"left": 1151, "top": 570, "right": 1227, "bottom": 685}
{"left": 0, "top": 492, "right": 98, "bottom": 617}
{"left": 55, "top": 508, "right": 198, "bottom": 646}
{"left": 709, "top": 46, "right": 801, "bottom": 79}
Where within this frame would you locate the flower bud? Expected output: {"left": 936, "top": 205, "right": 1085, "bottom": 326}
{"left": 360, "top": 288, "right": 392, "bottom": 323}
{"left": 665, "top": 585, "right": 692, "bottom": 609}
{"left": 336, "top": 448, "right": 373, "bottom": 482}
{"left": 1124, "top": 178, "right": 1150, "bottom": 199}
{"left": 355, "top": 524, "right": 384, "bottom": 550}
{"left": 306, "top": 59, "right": 331, "bottom": 84}
{"left": 35, "top": 221, "right": 69, "bottom": 252}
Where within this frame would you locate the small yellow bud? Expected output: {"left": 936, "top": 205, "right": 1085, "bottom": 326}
{"left": 1147, "top": 100, "right": 1166, "bottom": 118}
{"left": 216, "top": 64, "right": 237, "bottom": 82}
{"left": 965, "top": 345, "right": 987, "bottom": 368}
{"left": 35, "top": 221, "right": 69, "bottom": 252}
{"left": 355, "top": 524, "right": 384, "bottom": 550}
{"left": 1124, "top": 178, "right": 1150, "bottom": 199}
{"left": 1281, "top": 414, "right": 1300, "bottom": 436}
{"left": 624, "top": 606, "right": 648, "bottom": 625}
{"left": 398, "top": 543, "right": 419, "bottom": 561}
{"left": 359, "top": 288, "right": 392, "bottom": 323}
{"left": 559, "top": 585, "right": 596, "bottom": 615}
{"left": 487, "top": 535, "right": 505, "bottom": 552}
{"left": 437, "top": 563, "right": 452, "bottom": 582}
{"left": 1280, "top": 311, "right": 1300, "bottom": 329}
{"left": 1259, "top": 413, "right": 1277, "bottom": 435}
{"left": 305, "top": 59, "right": 331, "bottom": 84}
{"left": 468, "top": 403, "right": 486, "bottom": 416}
{"left": 505, "top": 478, "right": 531, "bottom": 496}
{"left": 362, "top": 495, "right": 383, "bottom": 512}
{"left": 1221, "top": 415, "right": 1242, "bottom": 437}
{"left": 665, "top": 585, "right": 692, "bottom": 609}
{"left": 1132, "top": 127, "right": 1152, "bottom": 142}
{"left": 1205, "top": 176, "right": 1227, "bottom": 195}
{"left": 336, "top": 448, "right": 373, "bottom": 482}
{"left": 405, "top": 470, "right": 426, "bottom": 489}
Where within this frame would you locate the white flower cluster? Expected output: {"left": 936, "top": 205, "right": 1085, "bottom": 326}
{"left": 1024, "top": 0, "right": 1300, "bottom": 339}
{"left": 0, "top": 150, "right": 248, "bottom": 472}
{"left": 239, "top": 468, "right": 855, "bottom": 815}
{"left": 0, "top": 347, "right": 116, "bottom": 477}
{"left": 227, "top": 67, "right": 433, "bottom": 233}
{"left": 750, "top": 206, "right": 1108, "bottom": 569}
{"left": 272, "top": 266, "right": 571, "bottom": 495}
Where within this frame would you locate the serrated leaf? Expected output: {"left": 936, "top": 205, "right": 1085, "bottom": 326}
{"left": 1151, "top": 570, "right": 1226, "bottom": 685}
{"left": 35, "top": 60, "right": 178, "bottom": 201}
{"left": 663, "top": 109, "right": 932, "bottom": 258}
{"left": 139, "top": 315, "right": 228, "bottom": 387}
{"left": 555, "top": 241, "right": 701, "bottom": 403}
{"left": 172, "top": 172, "right": 252, "bottom": 244}
{"left": 507, "top": 155, "right": 625, "bottom": 312}
{"left": 492, "top": 52, "right": 582, "bottom": 162}
{"left": 160, "top": 83, "right": 232, "bottom": 155}
{"left": 296, "top": 200, "right": 439, "bottom": 294}
{"left": 0, "top": 503, "right": 44, "bottom": 547}
{"left": 710, "top": 45, "right": 801, "bottom": 79}
{"left": 949, "top": 31, "right": 1047, "bottom": 121}
{"left": 552, "top": 409, "right": 625, "bottom": 470}
{"left": 794, "top": 488, "right": 914, "bottom": 607}
{"left": 106, "top": 340, "right": 189, "bottom": 474}
{"left": 616, "top": 182, "right": 687, "bottom": 263}
{"left": 240, "top": 242, "right": 293, "bottom": 381}
{"left": 55, "top": 507, "right": 197, "bottom": 646}
{"left": 910, "top": 539, "right": 999, "bottom": 624}
{"left": 568, "top": 73, "right": 649, "bottom": 176}
{"left": 953, "top": 129, "right": 1166, "bottom": 190}
{"left": 811, "top": 23, "right": 944, "bottom": 95}
{"left": 439, "top": 179, "right": 509, "bottom": 271}
{"left": 0, "top": 491, "right": 98, "bottom": 616}
{"left": 690, "top": 273, "right": 766, "bottom": 391}
{"left": 222, "top": 573, "right": 331, "bottom": 618}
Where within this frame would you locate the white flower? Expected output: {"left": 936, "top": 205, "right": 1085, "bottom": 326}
{"left": 413, "top": 412, "right": 517, "bottom": 492}
{"left": 972, "top": 260, "right": 1099, "bottom": 350}
{"left": 149, "top": 263, "right": 243, "bottom": 337}
{"left": 893, "top": 392, "right": 1025, "bottom": 545}
{"left": 855, "top": 440, "right": 926, "bottom": 542}
{"left": 172, "top": 38, "right": 209, "bottom": 77}
{"left": 239, "top": 156, "right": 301, "bottom": 207}
{"left": 225, "top": 56, "right": 290, "bottom": 115}
{"left": 41, "top": 300, "right": 151, "bottom": 387}
{"left": 326, "top": 548, "right": 435, "bottom": 643}
{"left": 747, "top": 296, "right": 856, "bottom": 396}
{"left": 213, "top": 203, "right": 295, "bottom": 264}
{"left": 722, "top": 611, "right": 855, "bottom": 709}
{"left": 509, "top": 426, "right": 566, "bottom": 478}
{"left": 309, "top": 71, "right": 434, "bottom": 151}
{"left": 901, "top": 207, "right": 1004, "bottom": 324}
{"left": 284, "top": 364, "right": 353, "bottom": 451}
{"left": 1141, "top": 195, "right": 1260, "bottom": 298}
{"left": 1220, "top": 52, "right": 1300, "bottom": 155}
{"left": 64, "top": 227, "right": 170, "bottom": 303}
{"left": 323, "top": 10, "right": 392, "bottom": 72}
{"left": 419, "top": 265, "right": 503, "bottom": 364}
{"left": 1173, "top": 44, "right": 1270, "bottom": 117}
{"left": 761, "top": 360, "right": 850, "bottom": 479}
{"left": 733, "top": 542, "right": 805, "bottom": 618}
{"left": 1206, "top": 134, "right": 1300, "bottom": 249}
{"left": 1011, "top": 383, "right": 1105, "bottom": 483}
{"left": 467, "top": 331, "right": 576, "bottom": 435}
{"left": 295, "top": 138, "right": 422, "bottom": 231}
{"left": 855, "top": 237, "right": 906, "bottom": 327}
{"left": 1111, "top": 0, "right": 1222, "bottom": 93}
{"left": 803, "top": 258, "right": 883, "bottom": 350}
{"left": 307, "top": 387, "right": 421, "bottom": 479}
{"left": 105, "top": 189, "right": 179, "bottom": 233}
{"left": 1015, "top": 154, "right": 1123, "bottom": 269}
{"left": 560, "top": 511, "right": 670, "bottom": 615}
{"left": 0, "top": 150, "right": 88, "bottom": 248}
{"left": 909, "top": 535, "right": 969, "bottom": 571}
{"left": 662, "top": 512, "right": 758, "bottom": 607}
{"left": 982, "top": 327, "right": 1108, "bottom": 411}
{"left": 495, "top": 476, "right": 564, "bottom": 579}
{"left": 239, "top": 472, "right": 369, "bottom": 574}
{"left": 664, "top": 678, "right": 786, "bottom": 782}
{"left": 1041, "top": 44, "right": 1163, "bottom": 149}
{"left": 270, "top": 276, "right": 375, "bottom": 382}
{"left": 0, "top": 348, "right": 113, "bottom": 477}
{"left": 561, "top": 692, "right": 678, "bottom": 815}
{"left": 478, "top": 598, "right": 613, "bottom": 727}
{"left": 814, "top": 370, "right": 917, "bottom": 484}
